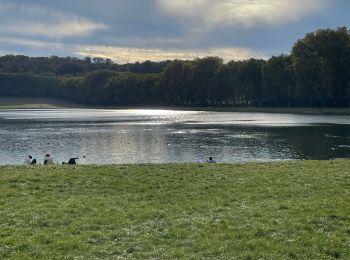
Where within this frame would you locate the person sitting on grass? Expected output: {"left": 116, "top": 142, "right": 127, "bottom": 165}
{"left": 25, "top": 155, "right": 37, "bottom": 165}
{"left": 207, "top": 157, "right": 216, "bottom": 163}
{"left": 43, "top": 154, "right": 54, "bottom": 165}
{"left": 24, "top": 155, "right": 33, "bottom": 165}
{"left": 62, "top": 157, "right": 79, "bottom": 165}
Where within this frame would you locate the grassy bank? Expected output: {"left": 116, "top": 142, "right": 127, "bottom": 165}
{"left": 0, "top": 97, "right": 79, "bottom": 109}
{"left": 0, "top": 97, "right": 349, "bottom": 114}
{"left": 194, "top": 106, "right": 350, "bottom": 115}
{"left": 1, "top": 161, "right": 350, "bottom": 259}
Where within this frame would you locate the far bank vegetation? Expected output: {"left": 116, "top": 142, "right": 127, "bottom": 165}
{"left": 0, "top": 27, "right": 350, "bottom": 108}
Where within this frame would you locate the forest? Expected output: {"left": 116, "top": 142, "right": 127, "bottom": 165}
{"left": 0, "top": 27, "right": 349, "bottom": 107}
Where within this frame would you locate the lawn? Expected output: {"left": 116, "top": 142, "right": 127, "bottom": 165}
{"left": 1, "top": 161, "right": 350, "bottom": 259}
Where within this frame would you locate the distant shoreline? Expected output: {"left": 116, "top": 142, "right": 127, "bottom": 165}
{"left": 0, "top": 97, "right": 349, "bottom": 115}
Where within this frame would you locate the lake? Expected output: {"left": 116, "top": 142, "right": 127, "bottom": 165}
{"left": 0, "top": 109, "right": 349, "bottom": 165}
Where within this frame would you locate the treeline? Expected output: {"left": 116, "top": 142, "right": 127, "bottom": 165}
{"left": 0, "top": 27, "right": 350, "bottom": 107}
{"left": 0, "top": 55, "right": 170, "bottom": 75}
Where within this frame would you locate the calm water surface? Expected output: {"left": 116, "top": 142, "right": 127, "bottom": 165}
{"left": 0, "top": 109, "right": 349, "bottom": 165}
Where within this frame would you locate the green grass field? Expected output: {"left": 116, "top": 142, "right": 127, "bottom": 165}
{"left": 1, "top": 161, "right": 350, "bottom": 259}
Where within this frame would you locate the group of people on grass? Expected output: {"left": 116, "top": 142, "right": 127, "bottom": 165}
{"left": 24, "top": 154, "right": 216, "bottom": 165}
{"left": 24, "top": 154, "right": 78, "bottom": 165}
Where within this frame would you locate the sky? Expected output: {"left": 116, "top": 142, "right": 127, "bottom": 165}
{"left": 0, "top": 0, "right": 349, "bottom": 63}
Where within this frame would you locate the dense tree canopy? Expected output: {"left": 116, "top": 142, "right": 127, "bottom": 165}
{"left": 262, "top": 55, "right": 295, "bottom": 106}
{"left": 0, "top": 27, "right": 349, "bottom": 107}
{"left": 291, "top": 27, "right": 350, "bottom": 107}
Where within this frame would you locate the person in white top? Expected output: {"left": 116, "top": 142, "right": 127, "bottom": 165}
{"left": 24, "top": 155, "right": 33, "bottom": 165}
{"left": 43, "top": 154, "right": 54, "bottom": 165}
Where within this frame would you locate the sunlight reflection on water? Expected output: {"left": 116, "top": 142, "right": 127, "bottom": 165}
{"left": 0, "top": 109, "right": 349, "bottom": 165}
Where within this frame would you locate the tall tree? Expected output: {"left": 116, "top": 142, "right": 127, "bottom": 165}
{"left": 292, "top": 27, "right": 350, "bottom": 107}
{"left": 235, "top": 59, "right": 265, "bottom": 106}
{"left": 262, "top": 55, "right": 295, "bottom": 106}
{"left": 191, "top": 57, "right": 223, "bottom": 106}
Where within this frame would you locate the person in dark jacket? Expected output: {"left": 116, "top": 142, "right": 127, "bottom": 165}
{"left": 62, "top": 157, "right": 78, "bottom": 165}
{"left": 207, "top": 157, "right": 216, "bottom": 163}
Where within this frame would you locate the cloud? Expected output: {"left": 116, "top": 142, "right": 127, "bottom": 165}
{"left": 156, "top": 0, "right": 330, "bottom": 31}
{"left": 74, "top": 45, "right": 267, "bottom": 63}
{"left": 0, "top": 0, "right": 338, "bottom": 61}
{"left": 0, "top": 1, "right": 108, "bottom": 38}
{"left": 0, "top": 36, "right": 65, "bottom": 49}
{"left": 0, "top": 36, "right": 268, "bottom": 64}
{"left": 0, "top": 36, "right": 266, "bottom": 63}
